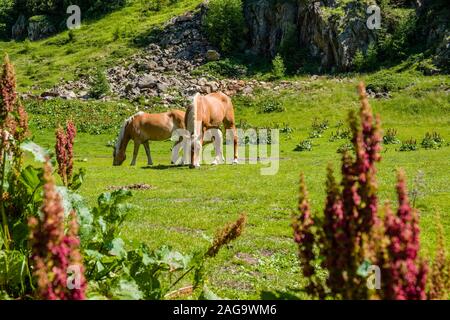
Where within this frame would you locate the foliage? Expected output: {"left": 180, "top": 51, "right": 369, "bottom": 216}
{"left": 427, "top": 215, "right": 450, "bottom": 300}
{"left": 352, "top": 44, "right": 378, "bottom": 72}
{"left": 377, "top": 8, "right": 417, "bottom": 64}
{"left": 292, "top": 83, "right": 428, "bottom": 299}
{"left": 28, "top": 161, "right": 86, "bottom": 300}
{"left": 309, "top": 118, "right": 329, "bottom": 139}
{"left": 271, "top": 54, "right": 286, "bottom": 80}
{"left": 203, "top": 0, "right": 245, "bottom": 54}
{"left": 366, "top": 69, "right": 420, "bottom": 93}
{"left": 89, "top": 69, "right": 110, "bottom": 99}
{"left": 294, "top": 140, "right": 312, "bottom": 152}
{"left": 27, "top": 99, "right": 132, "bottom": 135}
{"left": 421, "top": 132, "right": 445, "bottom": 150}
{"left": 259, "top": 99, "right": 285, "bottom": 114}
{"left": 383, "top": 128, "right": 401, "bottom": 145}
{"left": 329, "top": 127, "right": 351, "bottom": 142}
{"left": 336, "top": 142, "right": 354, "bottom": 154}
{"left": 192, "top": 59, "right": 247, "bottom": 79}
{"left": 399, "top": 138, "right": 418, "bottom": 152}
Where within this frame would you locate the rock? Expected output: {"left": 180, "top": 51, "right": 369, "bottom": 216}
{"left": 157, "top": 82, "right": 169, "bottom": 92}
{"left": 138, "top": 75, "right": 158, "bottom": 89}
{"left": 60, "top": 90, "right": 77, "bottom": 100}
{"left": 12, "top": 15, "right": 27, "bottom": 40}
{"left": 243, "top": 0, "right": 377, "bottom": 71}
{"left": 27, "top": 15, "right": 56, "bottom": 41}
{"left": 206, "top": 50, "right": 221, "bottom": 61}
{"left": 242, "top": 86, "right": 254, "bottom": 95}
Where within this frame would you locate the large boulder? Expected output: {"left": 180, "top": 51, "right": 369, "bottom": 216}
{"left": 27, "top": 15, "right": 56, "bottom": 41}
{"left": 11, "top": 15, "right": 27, "bottom": 40}
{"left": 243, "top": 0, "right": 377, "bottom": 71}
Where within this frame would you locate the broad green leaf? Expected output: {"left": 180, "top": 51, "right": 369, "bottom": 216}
{"left": 200, "top": 285, "right": 224, "bottom": 300}
{"left": 107, "top": 238, "right": 127, "bottom": 259}
{"left": 111, "top": 278, "right": 144, "bottom": 300}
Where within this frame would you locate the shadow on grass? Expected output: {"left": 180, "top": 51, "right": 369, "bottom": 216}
{"left": 141, "top": 164, "right": 189, "bottom": 170}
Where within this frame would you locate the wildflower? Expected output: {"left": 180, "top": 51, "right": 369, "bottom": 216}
{"left": 55, "top": 126, "right": 68, "bottom": 186}
{"left": 427, "top": 214, "right": 449, "bottom": 300}
{"left": 206, "top": 214, "right": 247, "bottom": 258}
{"left": 382, "top": 170, "right": 428, "bottom": 300}
{"left": 293, "top": 173, "right": 315, "bottom": 277}
{"left": 29, "top": 160, "right": 86, "bottom": 300}
{"left": 55, "top": 121, "right": 77, "bottom": 186}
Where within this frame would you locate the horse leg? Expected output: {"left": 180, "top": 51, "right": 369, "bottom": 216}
{"left": 211, "top": 129, "right": 224, "bottom": 165}
{"left": 143, "top": 141, "right": 153, "bottom": 166}
{"left": 171, "top": 138, "right": 183, "bottom": 165}
{"left": 224, "top": 124, "right": 239, "bottom": 164}
{"left": 131, "top": 141, "right": 140, "bottom": 166}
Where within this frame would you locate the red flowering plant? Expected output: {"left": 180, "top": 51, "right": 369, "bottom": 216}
{"left": 292, "top": 83, "right": 432, "bottom": 300}
{"left": 29, "top": 160, "right": 87, "bottom": 300}
{"left": 55, "top": 120, "right": 81, "bottom": 188}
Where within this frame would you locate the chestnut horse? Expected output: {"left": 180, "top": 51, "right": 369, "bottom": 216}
{"left": 185, "top": 92, "right": 238, "bottom": 168}
{"left": 113, "top": 110, "right": 186, "bottom": 166}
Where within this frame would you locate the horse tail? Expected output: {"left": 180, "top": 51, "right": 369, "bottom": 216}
{"left": 186, "top": 93, "right": 201, "bottom": 135}
{"left": 115, "top": 111, "right": 144, "bottom": 155}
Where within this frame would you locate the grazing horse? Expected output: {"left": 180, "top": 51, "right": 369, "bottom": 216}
{"left": 185, "top": 92, "right": 238, "bottom": 168}
{"left": 113, "top": 110, "right": 186, "bottom": 166}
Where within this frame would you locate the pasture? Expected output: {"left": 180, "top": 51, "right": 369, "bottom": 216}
{"left": 29, "top": 75, "right": 450, "bottom": 299}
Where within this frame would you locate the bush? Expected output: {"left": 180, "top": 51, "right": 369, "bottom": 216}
{"left": 259, "top": 99, "right": 285, "bottom": 114}
{"left": 203, "top": 0, "right": 245, "bottom": 54}
{"left": 399, "top": 138, "right": 418, "bottom": 151}
{"left": 294, "top": 140, "right": 312, "bottom": 152}
{"left": 89, "top": 69, "right": 110, "bottom": 99}
{"left": 271, "top": 54, "right": 286, "bottom": 79}
{"left": 352, "top": 43, "right": 378, "bottom": 72}
{"left": 383, "top": 128, "right": 401, "bottom": 144}
{"left": 192, "top": 59, "right": 247, "bottom": 79}
{"left": 421, "top": 132, "right": 445, "bottom": 149}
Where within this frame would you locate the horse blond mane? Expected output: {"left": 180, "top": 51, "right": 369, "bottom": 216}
{"left": 187, "top": 93, "right": 200, "bottom": 135}
{"left": 115, "top": 111, "right": 144, "bottom": 156}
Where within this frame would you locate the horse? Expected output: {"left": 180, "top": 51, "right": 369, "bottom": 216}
{"left": 113, "top": 110, "right": 186, "bottom": 166}
{"left": 185, "top": 92, "right": 238, "bottom": 168}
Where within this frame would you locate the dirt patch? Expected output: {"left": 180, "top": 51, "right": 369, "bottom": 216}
{"left": 259, "top": 249, "right": 275, "bottom": 257}
{"left": 106, "top": 183, "right": 154, "bottom": 191}
{"left": 235, "top": 252, "right": 259, "bottom": 265}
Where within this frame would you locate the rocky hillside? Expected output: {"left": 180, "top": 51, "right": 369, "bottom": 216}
{"left": 243, "top": 0, "right": 449, "bottom": 72}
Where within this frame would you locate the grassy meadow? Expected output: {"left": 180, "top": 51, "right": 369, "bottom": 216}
{"left": 28, "top": 74, "right": 450, "bottom": 299}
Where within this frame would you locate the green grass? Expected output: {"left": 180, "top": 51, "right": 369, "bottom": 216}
{"left": 0, "top": 0, "right": 202, "bottom": 92}
{"left": 28, "top": 74, "right": 450, "bottom": 299}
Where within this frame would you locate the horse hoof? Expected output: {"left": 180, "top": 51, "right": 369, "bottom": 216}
{"left": 212, "top": 160, "right": 219, "bottom": 166}
{"left": 232, "top": 159, "right": 239, "bottom": 165}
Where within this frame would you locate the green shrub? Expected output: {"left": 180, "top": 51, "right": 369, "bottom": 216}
{"left": 294, "top": 140, "right": 313, "bottom": 152}
{"left": 366, "top": 69, "right": 420, "bottom": 93}
{"left": 260, "top": 99, "right": 285, "bottom": 114}
{"left": 329, "top": 127, "right": 351, "bottom": 142}
{"left": 192, "top": 59, "right": 247, "bottom": 79}
{"left": 203, "top": 0, "right": 245, "bottom": 54}
{"left": 272, "top": 54, "right": 286, "bottom": 79}
{"left": 399, "top": 138, "right": 418, "bottom": 151}
{"left": 352, "top": 43, "right": 378, "bottom": 72}
{"left": 383, "top": 128, "right": 401, "bottom": 144}
{"left": 337, "top": 142, "right": 354, "bottom": 154}
{"left": 421, "top": 132, "right": 445, "bottom": 149}
{"left": 89, "top": 69, "right": 110, "bottom": 99}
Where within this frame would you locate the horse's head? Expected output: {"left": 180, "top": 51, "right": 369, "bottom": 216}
{"left": 113, "top": 146, "right": 126, "bottom": 166}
